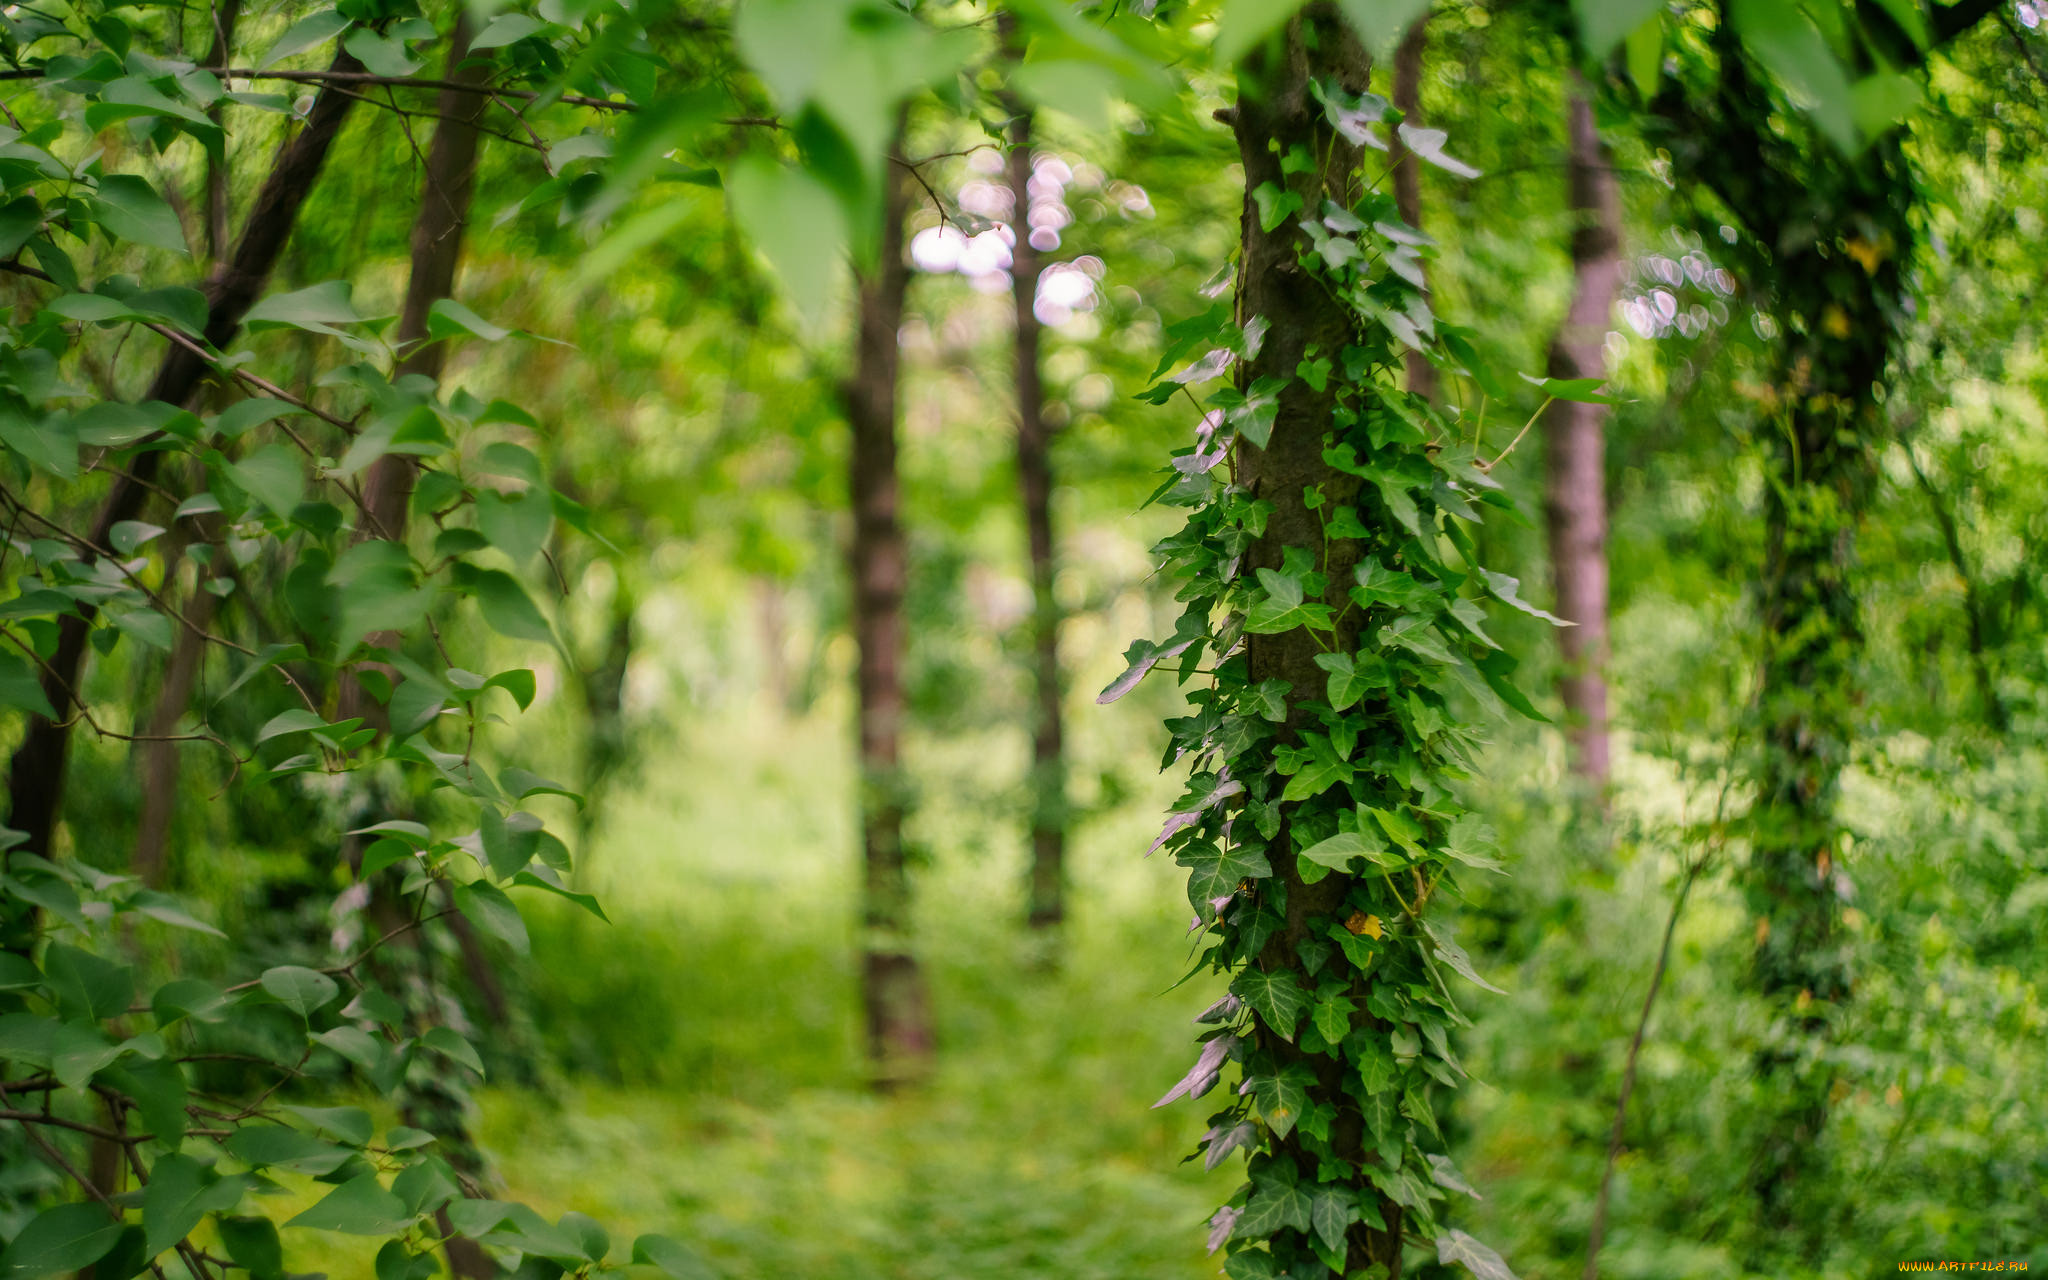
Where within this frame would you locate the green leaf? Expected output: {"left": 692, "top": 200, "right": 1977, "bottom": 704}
{"left": 142, "top": 1154, "right": 244, "bottom": 1258}
{"left": 1729, "top": 0, "right": 1858, "bottom": 151}
{"left": 1335, "top": 0, "right": 1429, "bottom": 54}
{"left": 256, "top": 709, "right": 326, "bottom": 744}
{"left": 282, "top": 1105, "right": 374, "bottom": 1145}
{"left": 472, "top": 570, "right": 554, "bottom": 645}
{"left": 225, "top": 444, "right": 303, "bottom": 517}
{"left": 263, "top": 9, "right": 349, "bottom": 66}
{"left": 1572, "top": 0, "right": 1663, "bottom": 55}
{"left": 0, "top": 651, "right": 56, "bottom": 719}
{"left": 1312, "top": 650, "right": 1376, "bottom": 711}
{"left": 1236, "top": 1162, "right": 1312, "bottom": 1238}
{"left": 471, "top": 13, "right": 547, "bottom": 48}
{"left": 1298, "top": 827, "right": 1398, "bottom": 874}
{"left": 286, "top": 1175, "right": 415, "bottom": 1236}
{"left": 1232, "top": 968, "right": 1310, "bottom": 1041}
{"left": 259, "top": 964, "right": 339, "bottom": 1018}
{"left": 420, "top": 1026, "right": 485, "bottom": 1077}
{"left": 1308, "top": 1186, "right": 1356, "bottom": 1253}
{"left": 93, "top": 175, "right": 187, "bottom": 254}
{"left": 0, "top": 1204, "right": 124, "bottom": 1279}
{"left": 426, "top": 299, "right": 510, "bottom": 342}
{"left": 452, "top": 880, "right": 529, "bottom": 954}
{"left": 1426, "top": 923, "right": 1506, "bottom": 993}
{"left": 476, "top": 489, "right": 553, "bottom": 564}
{"left": 1437, "top": 1229, "right": 1519, "bottom": 1280}
{"left": 1214, "top": 0, "right": 1306, "bottom": 68}
{"left": 42, "top": 944, "right": 134, "bottom": 1021}
{"left": 725, "top": 158, "right": 847, "bottom": 329}
{"left": 630, "top": 1234, "right": 715, "bottom": 1280}
{"left": 152, "top": 978, "right": 235, "bottom": 1027}
{"left": 246, "top": 281, "right": 360, "bottom": 331}
{"left": 217, "top": 1218, "right": 283, "bottom": 1280}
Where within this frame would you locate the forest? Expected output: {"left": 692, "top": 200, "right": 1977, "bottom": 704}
{"left": 0, "top": 0, "right": 2042, "bottom": 1275}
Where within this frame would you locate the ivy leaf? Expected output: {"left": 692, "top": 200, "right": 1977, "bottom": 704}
{"left": 1426, "top": 923, "right": 1506, "bottom": 994}
{"left": 1313, "top": 651, "right": 1376, "bottom": 711}
{"left": 1427, "top": 1153, "right": 1481, "bottom": 1199}
{"left": 1232, "top": 969, "right": 1309, "bottom": 1041}
{"left": 1180, "top": 842, "right": 1273, "bottom": 915}
{"left": 1310, "top": 992, "right": 1356, "bottom": 1043}
{"left": 1153, "top": 1033, "right": 1237, "bottom": 1108}
{"left": 1201, "top": 1119, "right": 1259, "bottom": 1171}
{"left": 1251, "top": 182, "right": 1303, "bottom": 233}
{"left": 1478, "top": 568, "right": 1571, "bottom": 626}
{"left": 1394, "top": 124, "right": 1481, "bottom": 179}
{"left": 1437, "top": 1229, "right": 1519, "bottom": 1280}
{"left": 1206, "top": 1205, "right": 1240, "bottom": 1254}
{"left": 1250, "top": 1063, "right": 1316, "bottom": 1138}
{"left": 1246, "top": 567, "right": 1334, "bottom": 634}
{"left": 1442, "top": 814, "right": 1504, "bottom": 871}
{"left": 1237, "top": 1162, "right": 1313, "bottom": 1238}
{"left": 1096, "top": 635, "right": 1196, "bottom": 704}
{"left": 1308, "top": 1186, "right": 1357, "bottom": 1253}
{"left": 1298, "top": 827, "right": 1398, "bottom": 875}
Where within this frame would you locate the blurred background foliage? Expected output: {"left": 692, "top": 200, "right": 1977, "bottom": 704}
{"left": 5, "top": 0, "right": 2047, "bottom": 1275}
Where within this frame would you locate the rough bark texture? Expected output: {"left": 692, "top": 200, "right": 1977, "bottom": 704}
{"left": 1542, "top": 79, "right": 1620, "bottom": 786}
{"left": 849, "top": 144, "right": 932, "bottom": 1085}
{"left": 1233, "top": 11, "right": 1401, "bottom": 1271}
{"left": 1005, "top": 95, "right": 1068, "bottom": 933}
{"left": 1388, "top": 15, "right": 1437, "bottom": 404}
{"left": 3, "top": 47, "right": 361, "bottom": 874}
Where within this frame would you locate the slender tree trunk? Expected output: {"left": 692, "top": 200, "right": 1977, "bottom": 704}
{"left": 1543, "top": 78, "right": 1620, "bottom": 786}
{"left": 1388, "top": 16, "right": 1436, "bottom": 404}
{"left": 1233, "top": 11, "right": 1402, "bottom": 1271}
{"left": 849, "top": 136, "right": 932, "bottom": 1086}
{"left": 1002, "top": 64, "right": 1068, "bottom": 934}
{"left": 3, "top": 46, "right": 362, "bottom": 872}
{"left": 133, "top": 538, "right": 223, "bottom": 885}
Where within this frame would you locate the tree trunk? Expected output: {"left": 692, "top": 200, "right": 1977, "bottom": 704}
{"left": 1542, "top": 78, "right": 1620, "bottom": 786}
{"left": 3, "top": 46, "right": 362, "bottom": 873}
{"left": 1233, "top": 11, "right": 1402, "bottom": 1271}
{"left": 1388, "top": 15, "right": 1436, "bottom": 404}
{"left": 1656, "top": 28, "right": 1909, "bottom": 1250}
{"left": 1003, "top": 77, "right": 1068, "bottom": 934}
{"left": 849, "top": 137, "right": 932, "bottom": 1086}
{"left": 133, "top": 534, "right": 224, "bottom": 885}
{"left": 203, "top": 0, "right": 242, "bottom": 263}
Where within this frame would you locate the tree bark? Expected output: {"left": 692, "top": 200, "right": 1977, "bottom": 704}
{"left": 1233, "top": 10, "right": 1402, "bottom": 1271}
{"left": 849, "top": 135, "right": 932, "bottom": 1086}
{"left": 1542, "top": 77, "right": 1620, "bottom": 786}
{"left": 203, "top": 0, "right": 242, "bottom": 262}
{"left": 1002, "top": 63, "right": 1068, "bottom": 934}
{"left": 1387, "top": 16, "right": 1437, "bottom": 405}
{"left": 3, "top": 46, "right": 362, "bottom": 870}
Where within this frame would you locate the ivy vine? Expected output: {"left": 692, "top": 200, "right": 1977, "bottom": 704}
{"left": 1108, "top": 72, "right": 1602, "bottom": 1280}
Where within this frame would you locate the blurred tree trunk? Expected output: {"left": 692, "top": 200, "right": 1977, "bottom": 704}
{"left": 1543, "top": 78, "right": 1620, "bottom": 787}
{"left": 133, "top": 527, "right": 223, "bottom": 885}
{"left": 1233, "top": 10, "right": 1403, "bottom": 1271}
{"left": 3, "top": 47, "right": 361, "bottom": 916}
{"left": 1388, "top": 15, "right": 1437, "bottom": 403}
{"left": 849, "top": 136, "right": 932, "bottom": 1086}
{"left": 1001, "top": 51, "right": 1069, "bottom": 935}
{"left": 1657, "top": 29, "right": 1909, "bottom": 1250}
{"left": 574, "top": 574, "right": 637, "bottom": 869}
{"left": 202, "top": 0, "right": 241, "bottom": 262}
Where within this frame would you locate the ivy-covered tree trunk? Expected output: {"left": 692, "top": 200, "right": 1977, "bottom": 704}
{"left": 1658, "top": 31, "right": 1910, "bottom": 1246}
{"left": 2, "top": 50, "right": 361, "bottom": 888}
{"left": 1005, "top": 95, "right": 1069, "bottom": 934}
{"left": 1230, "top": 10, "right": 1398, "bottom": 1270}
{"left": 1542, "top": 79, "right": 1619, "bottom": 787}
{"left": 849, "top": 146, "right": 933, "bottom": 1084}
